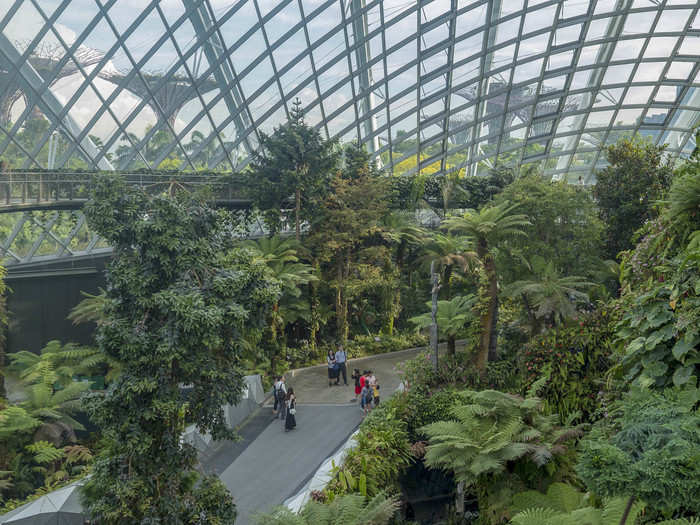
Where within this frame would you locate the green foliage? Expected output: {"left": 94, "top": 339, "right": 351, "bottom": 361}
{"left": 248, "top": 99, "right": 340, "bottom": 236}
{"left": 0, "top": 263, "right": 7, "bottom": 397}
{"left": 493, "top": 174, "right": 604, "bottom": 284}
{"left": 67, "top": 289, "right": 108, "bottom": 326}
{"left": 616, "top": 238, "right": 700, "bottom": 387}
{"left": 421, "top": 390, "right": 581, "bottom": 489}
{"left": 576, "top": 386, "right": 700, "bottom": 517}
{"left": 253, "top": 493, "right": 399, "bottom": 525}
{"left": 388, "top": 169, "right": 513, "bottom": 211}
{"left": 342, "top": 332, "right": 427, "bottom": 358}
{"left": 594, "top": 135, "right": 673, "bottom": 259}
{"left": 306, "top": 144, "right": 392, "bottom": 342}
{"left": 8, "top": 339, "right": 112, "bottom": 387}
{"left": 415, "top": 233, "right": 478, "bottom": 300}
{"left": 80, "top": 174, "right": 278, "bottom": 524}
{"left": 409, "top": 295, "right": 476, "bottom": 354}
{"left": 443, "top": 202, "right": 531, "bottom": 374}
{"left": 325, "top": 399, "right": 412, "bottom": 498}
{"left": 612, "top": 148, "right": 700, "bottom": 388}
{"left": 509, "top": 487, "right": 645, "bottom": 525}
{"left": 507, "top": 259, "right": 593, "bottom": 329}
{"left": 520, "top": 309, "right": 616, "bottom": 422}
{"left": 239, "top": 236, "right": 316, "bottom": 375}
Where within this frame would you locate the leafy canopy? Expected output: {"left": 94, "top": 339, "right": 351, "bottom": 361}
{"left": 80, "top": 174, "right": 278, "bottom": 524}
{"left": 421, "top": 389, "right": 580, "bottom": 488}
{"left": 576, "top": 386, "right": 700, "bottom": 517}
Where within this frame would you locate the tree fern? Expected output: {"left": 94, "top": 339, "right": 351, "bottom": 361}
{"left": 254, "top": 493, "right": 398, "bottom": 525}
{"left": 422, "top": 389, "right": 580, "bottom": 489}
{"left": 509, "top": 492, "right": 644, "bottom": 525}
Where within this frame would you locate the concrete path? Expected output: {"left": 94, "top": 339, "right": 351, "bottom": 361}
{"left": 211, "top": 341, "right": 465, "bottom": 524}
{"left": 218, "top": 405, "right": 363, "bottom": 525}
{"left": 283, "top": 340, "right": 466, "bottom": 404}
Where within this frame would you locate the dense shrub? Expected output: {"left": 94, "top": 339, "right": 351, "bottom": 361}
{"left": 520, "top": 309, "right": 616, "bottom": 422}
{"left": 325, "top": 396, "right": 412, "bottom": 498}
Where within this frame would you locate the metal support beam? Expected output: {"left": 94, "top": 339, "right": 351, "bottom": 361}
{"left": 184, "top": 0, "right": 256, "bottom": 156}
{"left": 0, "top": 33, "right": 113, "bottom": 171}
{"left": 553, "top": 0, "right": 634, "bottom": 177}
{"left": 350, "top": 0, "right": 379, "bottom": 155}
{"left": 663, "top": 87, "right": 700, "bottom": 151}
{"left": 468, "top": 0, "right": 502, "bottom": 177}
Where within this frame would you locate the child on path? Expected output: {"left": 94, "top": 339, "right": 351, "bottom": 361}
{"left": 360, "top": 381, "right": 372, "bottom": 415}
{"left": 373, "top": 382, "right": 380, "bottom": 407}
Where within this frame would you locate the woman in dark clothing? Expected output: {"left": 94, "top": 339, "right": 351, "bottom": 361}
{"left": 285, "top": 388, "right": 296, "bottom": 431}
{"left": 352, "top": 368, "right": 362, "bottom": 402}
{"left": 327, "top": 350, "right": 337, "bottom": 387}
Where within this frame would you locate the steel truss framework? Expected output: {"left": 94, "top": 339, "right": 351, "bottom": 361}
{"left": 0, "top": 0, "right": 700, "bottom": 267}
{"left": 0, "top": 0, "right": 696, "bottom": 179}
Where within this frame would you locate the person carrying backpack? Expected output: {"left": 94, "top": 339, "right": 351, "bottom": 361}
{"left": 275, "top": 376, "right": 287, "bottom": 420}
{"left": 361, "top": 381, "right": 372, "bottom": 415}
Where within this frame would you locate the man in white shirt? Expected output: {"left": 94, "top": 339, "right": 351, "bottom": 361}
{"left": 334, "top": 345, "right": 348, "bottom": 386}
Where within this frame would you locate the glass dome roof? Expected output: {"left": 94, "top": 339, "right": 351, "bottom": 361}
{"left": 0, "top": 0, "right": 699, "bottom": 182}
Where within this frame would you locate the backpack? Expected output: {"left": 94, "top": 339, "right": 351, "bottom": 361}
{"left": 276, "top": 384, "right": 286, "bottom": 401}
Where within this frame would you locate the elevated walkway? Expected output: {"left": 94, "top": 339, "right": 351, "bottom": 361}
{"left": 0, "top": 172, "right": 252, "bottom": 213}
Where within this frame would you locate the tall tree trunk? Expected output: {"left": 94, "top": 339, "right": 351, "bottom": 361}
{"left": 430, "top": 260, "right": 440, "bottom": 371}
{"left": 619, "top": 496, "right": 636, "bottom": 525}
{"left": 484, "top": 255, "right": 499, "bottom": 365}
{"left": 295, "top": 187, "right": 301, "bottom": 241}
{"left": 342, "top": 251, "right": 351, "bottom": 343}
{"left": 488, "top": 293, "right": 499, "bottom": 361}
{"left": 336, "top": 258, "right": 344, "bottom": 342}
{"left": 448, "top": 335, "right": 456, "bottom": 357}
{"left": 309, "top": 259, "right": 320, "bottom": 351}
{"left": 474, "top": 242, "right": 495, "bottom": 378}
{"left": 336, "top": 256, "right": 349, "bottom": 344}
{"left": 521, "top": 293, "right": 540, "bottom": 334}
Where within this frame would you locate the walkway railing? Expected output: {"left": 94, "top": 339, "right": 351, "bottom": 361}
{"left": 0, "top": 172, "right": 252, "bottom": 212}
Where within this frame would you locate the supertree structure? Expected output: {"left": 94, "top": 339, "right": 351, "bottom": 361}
{"left": 97, "top": 70, "right": 218, "bottom": 130}
{"left": 455, "top": 82, "right": 581, "bottom": 144}
{"left": 0, "top": 41, "right": 104, "bottom": 127}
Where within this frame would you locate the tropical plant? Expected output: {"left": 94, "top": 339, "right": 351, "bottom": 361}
{"left": 422, "top": 389, "right": 581, "bottom": 524}
{"left": 67, "top": 289, "right": 108, "bottom": 326}
{"left": 510, "top": 492, "right": 646, "bottom": 525}
{"left": 248, "top": 98, "right": 340, "bottom": 239}
{"left": 594, "top": 135, "right": 673, "bottom": 259}
{"left": 615, "top": 244, "right": 700, "bottom": 388}
{"left": 417, "top": 233, "right": 478, "bottom": 300}
{"left": 253, "top": 493, "right": 399, "bottom": 525}
{"left": 493, "top": 174, "right": 604, "bottom": 285}
{"left": 443, "top": 202, "right": 531, "bottom": 375}
{"left": 576, "top": 386, "right": 700, "bottom": 519}
{"left": 505, "top": 483, "right": 699, "bottom": 525}
{"left": 409, "top": 295, "right": 476, "bottom": 356}
{"left": 507, "top": 258, "right": 593, "bottom": 331}
{"left": 240, "top": 236, "right": 316, "bottom": 374}
{"left": 306, "top": 144, "right": 390, "bottom": 342}
{"left": 8, "top": 340, "right": 109, "bottom": 387}
{"left": 0, "top": 263, "right": 7, "bottom": 397}
{"left": 520, "top": 308, "right": 615, "bottom": 423}
{"left": 80, "top": 174, "right": 278, "bottom": 524}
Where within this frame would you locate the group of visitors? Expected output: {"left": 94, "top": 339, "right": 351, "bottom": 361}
{"left": 272, "top": 375, "right": 296, "bottom": 432}
{"left": 353, "top": 369, "right": 380, "bottom": 415}
{"left": 326, "top": 346, "right": 348, "bottom": 386}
